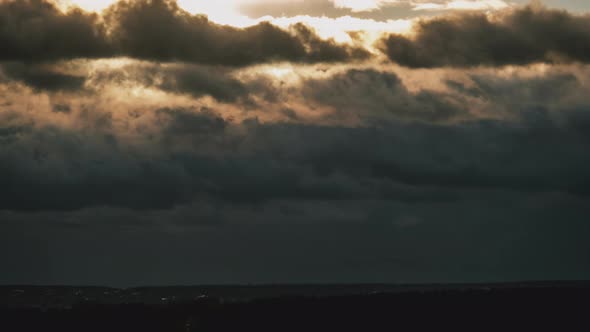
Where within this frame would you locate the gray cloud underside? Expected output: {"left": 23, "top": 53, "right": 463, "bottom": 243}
{"left": 1, "top": 67, "right": 590, "bottom": 213}
{"left": 0, "top": 0, "right": 368, "bottom": 65}
{"left": 90, "top": 63, "right": 253, "bottom": 102}
{"left": 380, "top": 5, "right": 590, "bottom": 67}
{"left": 7, "top": 61, "right": 582, "bottom": 121}
{"left": 0, "top": 62, "right": 254, "bottom": 102}
{"left": 0, "top": 61, "right": 467, "bottom": 112}
{"left": 0, "top": 62, "right": 87, "bottom": 92}
{"left": 3, "top": 63, "right": 589, "bottom": 286}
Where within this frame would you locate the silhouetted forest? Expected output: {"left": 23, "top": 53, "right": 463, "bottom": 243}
{"left": 2, "top": 285, "right": 589, "bottom": 331}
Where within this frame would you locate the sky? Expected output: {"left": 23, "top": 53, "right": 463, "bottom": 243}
{"left": 1, "top": 0, "right": 589, "bottom": 287}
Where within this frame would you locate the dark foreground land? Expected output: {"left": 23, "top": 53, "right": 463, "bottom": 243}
{"left": 1, "top": 282, "right": 589, "bottom": 331}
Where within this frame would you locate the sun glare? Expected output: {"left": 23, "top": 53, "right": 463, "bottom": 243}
{"left": 267, "top": 66, "right": 293, "bottom": 78}
{"left": 176, "top": 0, "right": 255, "bottom": 27}
{"left": 56, "top": 0, "right": 118, "bottom": 12}
{"left": 58, "top": 0, "right": 412, "bottom": 50}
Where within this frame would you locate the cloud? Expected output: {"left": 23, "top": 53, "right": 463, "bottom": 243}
{"left": 0, "top": 0, "right": 111, "bottom": 62}
{"left": 239, "top": 0, "right": 506, "bottom": 21}
{"left": 3, "top": 190, "right": 589, "bottom": 285}
{"left": 1, "top": 52, "right": 589, "bottom": 214}
{"left": 0, "top": 60, "right": 269, "bottom": 103}
{"left": 1, "top": 63, "right": 86, "bottom": 91}
{"left": 412, "top": 0, "right": 508, "bottom": 11}
{"left": 241, "top": 0, "right": 424, "bottom": 21}
{"left": 0, "top": 0, "right": 369, "bottom": 66}
{"left": 1, "top": 62, "right": 590, "bottom": 287}
{"left": 106, "top": 0, "right": 370, "bottom": 65}
{"left": 380, "top": 4, "right": 590, "bottom": 67}
{"left": 332, "top": 0, "right": 397, "bottom": 12}
{"left": 88, "top": 62, "right": 251, "bottom": 102}
{"left": 1, "top": 86, "right": 590, "bottom": 213}
{"left": 300, "top": 68, "right": 467, "bottom": 122}
{"left": 1, "top": 0, "right": 589, "bottom": 286}
{"left": 333, "top": 0, "right": 508, "bottom": 13}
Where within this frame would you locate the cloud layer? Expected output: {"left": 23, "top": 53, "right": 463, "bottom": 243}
{"left": 380, "top": 5, "right": 590, "bottom": 67}
{"left": 1, "top": 65, "right": 590, "bottom": 212}
{"left": 5, "top": 1, "right": 590, "bottom": 69}
{"left": 0, "top": 0, "right": 368, "bottom": 65}
{"left": 1, "top": 0, "right": 589, "bottom": 284}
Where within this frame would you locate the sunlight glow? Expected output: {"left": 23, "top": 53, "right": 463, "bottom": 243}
{"left": 266, "top": 66, "right": 293, "bottom": 78}
{"left": 59, "top": 0, "right": 255, "bottom": 27}
{"left": 413, "top": 0, "right": 509, "bottom": 11}
{"left": 55, "top": 0, "right": 118, "bottom": 12}
{"left": 57, "top": 0, "right": 413, "bottom": 50}
{"left": 176, "top": 0, "right": 255, "bottom": 27}
{"left": 268, "top": 15, "right": 412, "bottom": 45}
{"left": 332, "top": 0, "right": 398, "bottom": 12}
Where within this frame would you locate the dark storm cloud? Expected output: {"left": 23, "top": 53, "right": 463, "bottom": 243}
{"left": 158, "top": 66, "right": 248, "bottom": 102}
{"left": 0, "top": 123, "right": 194, "bottom": 211}
{"left": 89, "top": 63, "right": 250, "bottom": 102}
{"left": 2, "top": 60, "right": 590, "bottom": 285}
{"left": 301, "top": 69, "right": 467, "bottom": 122}
{"left": 240, "top": 112, "right": 590, "bottom": 197}
{"left": 380, "top": 5, "right": 590, "bottom": 67}
{"left": 2, "top": 1, "right": 589, "bottom": 287}
{"left": 0, "top": 63, "right": 86, "bottom": 91}
{"left": 1, "top": 93, "right": 590, "bottom": 213}
{"left": 446, "top": 72, "right": 583, "bottom": 110}
{"left": 0, "top": 0, "right": 110, "bottom": 62}
{"left": 156, "top": 107, "right": 228, "bottom": 139}
{"left": 2, "top": 60, "right": 262, "bottom": 103}
{"left": 0, "top": 0, "right": 369, "bottom": 66}
{"left": 52, "top": 104, "right": 71, "bottom": 113}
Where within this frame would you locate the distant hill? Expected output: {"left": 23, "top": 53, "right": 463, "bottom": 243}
{"left": 2, "top": 280, "right": 589, "bottom": 308}
{"left": 1, "top": 282, "right": 589, "bottom": 331}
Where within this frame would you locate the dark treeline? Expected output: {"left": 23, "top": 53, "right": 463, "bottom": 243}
{"left": 2, "top": 286, "right": 590, "bottom": 331}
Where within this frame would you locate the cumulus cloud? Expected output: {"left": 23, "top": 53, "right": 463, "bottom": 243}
{"left": 380, "top": 4, "right": 590, "bottom": 67}
{"left": 0, "top": 0, "right": 369, "bottom": 65}
{"left": 0, "top": 0, "right": 110, "bottom": 61}
{"left": 105, "top": 0, "right": 370, "bottom": 65}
